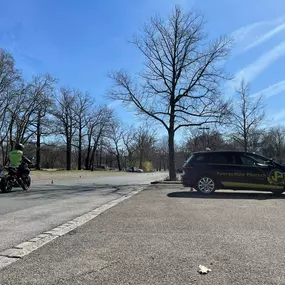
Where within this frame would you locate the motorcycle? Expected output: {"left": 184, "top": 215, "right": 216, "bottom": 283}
{"left": 0, "top": 162, "right": 32, "bottom": 193}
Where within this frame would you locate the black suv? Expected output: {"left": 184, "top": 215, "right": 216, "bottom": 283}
{"left": 181, "top": 150, "right": 285, "bottom": 195}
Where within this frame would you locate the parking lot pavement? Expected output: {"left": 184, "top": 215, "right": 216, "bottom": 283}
{"left": 1, "top": 185, "right": 285, "bottom": 284}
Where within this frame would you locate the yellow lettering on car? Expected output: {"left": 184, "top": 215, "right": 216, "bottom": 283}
{"left": 246, "top": 173, "right": 266, "bottom": 178}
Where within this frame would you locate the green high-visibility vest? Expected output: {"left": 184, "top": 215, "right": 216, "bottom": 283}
{"left": 9, "top": 150, "right": 23, "bottom": 167}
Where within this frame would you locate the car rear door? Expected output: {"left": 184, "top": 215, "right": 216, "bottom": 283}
{"left": 208, "top": 152, "right": 238, "bottom": 188}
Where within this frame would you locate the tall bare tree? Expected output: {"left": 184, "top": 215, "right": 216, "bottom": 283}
{"left": 122, "top": 126, "right": 138, "bottom": 167}
{"left": 54, "top": 88, "right": 77, "bottom": 170}
{"left": 27, "top": 74, "right": 57, "bottom": 169}
{"left": 136, "top": 125, "right": 156, "bottom": 169}
{"left": 109, "top": 6, "right": 231, "bottom": 180}
{"left": 85, "top": 106, "right": 113, "bottom": 170}
{"left": 230, "top": 80, "right": 265, "bottom": 151}
{"left": 0, "top": 49, "right": 22, "bottom": 162}
{"left": 73, "top": 91, "right": 93, "bottom": 170}
{"left": 106, "top": 121, "right": 124, "bottom": 171}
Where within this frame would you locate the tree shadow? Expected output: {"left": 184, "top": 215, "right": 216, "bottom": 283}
{"left": 167, "top": 191, "right": 285, "bottom": 200}
{"left": 0, "top": 184, "right": 123, "bottom": 200}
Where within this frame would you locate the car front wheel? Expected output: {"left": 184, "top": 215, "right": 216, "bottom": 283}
{"left": 271, "top": 190, "right": 284, "bottom": 196}
{"left": 195, "top": 176, "right": 216, "bottom": 194}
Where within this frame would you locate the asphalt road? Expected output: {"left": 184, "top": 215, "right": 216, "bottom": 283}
{"left": 0, "top": 172, "right": 166, "bottom": 253}
{"left": 1, "top": 185, "right": 285, "bottom": 284}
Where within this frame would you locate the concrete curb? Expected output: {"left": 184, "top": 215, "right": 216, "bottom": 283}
{"left": 150, "top": 180, "right": 182, "bottom": 185}
{"left": 0, "top": 186, "right": 144, "bottom": 271}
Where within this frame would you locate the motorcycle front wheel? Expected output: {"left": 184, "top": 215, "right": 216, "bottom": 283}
{"left": 22, "top": 176, "right": 31, "bottom": 191}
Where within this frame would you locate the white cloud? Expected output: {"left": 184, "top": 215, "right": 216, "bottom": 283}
{"left": 232, "top": 22, "right": 268, "bottom": 42}
{"left": 244, "top": 22, "right": 285, "bottom": 52}
{"left": 231, "top": 16, "right": 285, "bottom": 54}
{"left": 251, "top": 80, "right": 285, "bottom": 98}
{"left": 227, "top": 41, "right": 285, "bottom": 94}
{"left": 107, "top": 101, "right": 121, "bottom": 109}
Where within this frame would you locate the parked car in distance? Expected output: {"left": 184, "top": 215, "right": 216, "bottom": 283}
{"left": 182, "top": 150, "right": 285, "bottom": 195}
{"left": 126, "top": 167, "right": 144, "bottom": 173}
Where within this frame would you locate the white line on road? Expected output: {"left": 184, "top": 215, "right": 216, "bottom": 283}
{"left": 0, "top": 186, "right": 144, "bottom": 271}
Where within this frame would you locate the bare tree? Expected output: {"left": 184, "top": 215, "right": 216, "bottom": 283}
{"left": 136, "top": 125, "right": 156, "bottom": 169}
{"left": 54, "top": 88, "right": 77, "bottom": 170}
{"left": 106, "top": 121, "right": 124, "bottom": 171}
{"left": 183, "top": 127, "right": 225, "bottom": 152}
{"left": 85, "top": 106, "right": 113, "bottom": 170}
{"left": 154, "top": 136, "right": 169, "bottom": 171}
{"left": 122, "top": 126, "right": 137, "bottom": 166}
{"left": 27, "top": 74, "right": 57, "bottom": 169}
{"left": 260, "top": 126, "right": 285, "bottom": 163}
{"left": 73, "top": 91, "right": 93, "bottom": 170}
{"left": 230, "top": 80, "right": 265, "bottom": 151}
{"left": 0, "top": 49, "right": 21, "bottom": 96}
{"left": 0, "top": 49, "right": 22, "bottom": 163}
{"left": 109, "top": 6, "right": 231, "bottom": 180}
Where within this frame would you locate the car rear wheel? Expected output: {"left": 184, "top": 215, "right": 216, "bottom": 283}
{"left": 271, "top": 190, "right": 284, "bottom": 195}
{"left": 195, "top": 176, "right": 216, "bottom": 194}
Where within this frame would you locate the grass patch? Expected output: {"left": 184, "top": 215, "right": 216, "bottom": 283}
{"left": 30, "top": 170, "right": 128, "bottom": 177}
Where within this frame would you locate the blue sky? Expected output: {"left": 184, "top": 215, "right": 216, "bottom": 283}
{"left": 1, "top": 0, "right": 285, "bottom": 136}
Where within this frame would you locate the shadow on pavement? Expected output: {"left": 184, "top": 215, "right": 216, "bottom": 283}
{"left": 0, "top": 184, "right": 125, "bottom": 199}
{"left": 167, "top": 191, "right": 285, "bottom": 200}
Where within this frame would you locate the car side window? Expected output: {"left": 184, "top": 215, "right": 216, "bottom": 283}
{"left": 239, "top": 154, "right": 257, "bottom": 166}
{"left": 211, "top": 153, "right": 228, "bottom": 164}
{"left": 226, "top": 154, "right": 238, "bottom": 165}
{"left": 247, "top": 154, "right": 267, "bottom": 164}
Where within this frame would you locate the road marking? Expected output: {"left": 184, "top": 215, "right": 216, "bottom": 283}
{"left": 0, "top": 186, "right": 144, "bottom": 270}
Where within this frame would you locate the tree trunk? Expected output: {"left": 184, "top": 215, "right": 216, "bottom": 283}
{"left": 1, "top": 143, "right": 5, "bottom": 166}
{"left": 243, "top": 132, "right": 248, "bottom": 152}
{"left": 168, "top": 128, "right": 176, "bottom": 181}
{"left": 66, "top": 124, "right": 72, "bottom": 171}
{"left": 9, "top": 120, "right": 14, "bottom": 150}
{"left": 99, "top": 144, "right": 102, "bottom": 166}
{"left": 36, "top": 112, "right": 41, "bottom": 170}
{"left": 116, "top": 148, "right": 121, "bottom": 171}
{"left": 66, "top": 138, "right": 71, "bottom": 170}
{"left": 78, "top": 124, "right": 82, "bottom": 170}
{"left": 89, "top": 143, "right": 97, "bottom": 171}
{"left": 139, "top": 149, "right": 143, "bottom": 169}
{"left": 85, "top": 134, "right": 92, "bottom": 170}
{"left": 168, "top": 99, "right": 176, "bottom": 180}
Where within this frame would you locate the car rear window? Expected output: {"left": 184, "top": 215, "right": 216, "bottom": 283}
{"left": 192, "top": 154, "right": 211, "bottom": 163}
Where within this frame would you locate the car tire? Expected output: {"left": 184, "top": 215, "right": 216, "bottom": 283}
{"left": 271, "top": 190, "right": 284, "bottom": 195}
{"left": 195, "top": 175, "right": 216, "bottom": 194}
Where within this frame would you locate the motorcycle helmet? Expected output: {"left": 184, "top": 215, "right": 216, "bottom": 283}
{"left": 15, "top": 143, "right": 24, "bottom": 151}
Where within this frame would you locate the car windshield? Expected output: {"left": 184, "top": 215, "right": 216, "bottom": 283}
{"left": 184, "top": 155, "right": 194, "bottom": 166}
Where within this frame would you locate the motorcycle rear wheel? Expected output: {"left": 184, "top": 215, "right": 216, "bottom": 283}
{"left": 0, "top": 177, "right": 13, "bottom": 193}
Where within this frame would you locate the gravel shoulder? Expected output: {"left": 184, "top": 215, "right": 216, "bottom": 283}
{"left": 1, "top": 185, "right": 285, "bottom": 284}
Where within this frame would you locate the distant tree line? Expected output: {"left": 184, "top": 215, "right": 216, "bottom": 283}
{"left": 0, "top": 48, "right": 172, "bottom": 171}
{"left": 1, "top": 6, "right": 283, "bottom": 178}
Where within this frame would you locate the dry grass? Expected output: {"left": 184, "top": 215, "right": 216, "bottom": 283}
{"left": 30, "top": 170, "right": 128, "bottom": 182}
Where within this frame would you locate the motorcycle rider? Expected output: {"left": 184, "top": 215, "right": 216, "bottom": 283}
{"left": 9, "top": 143, "right": 31, "bottom": 182}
